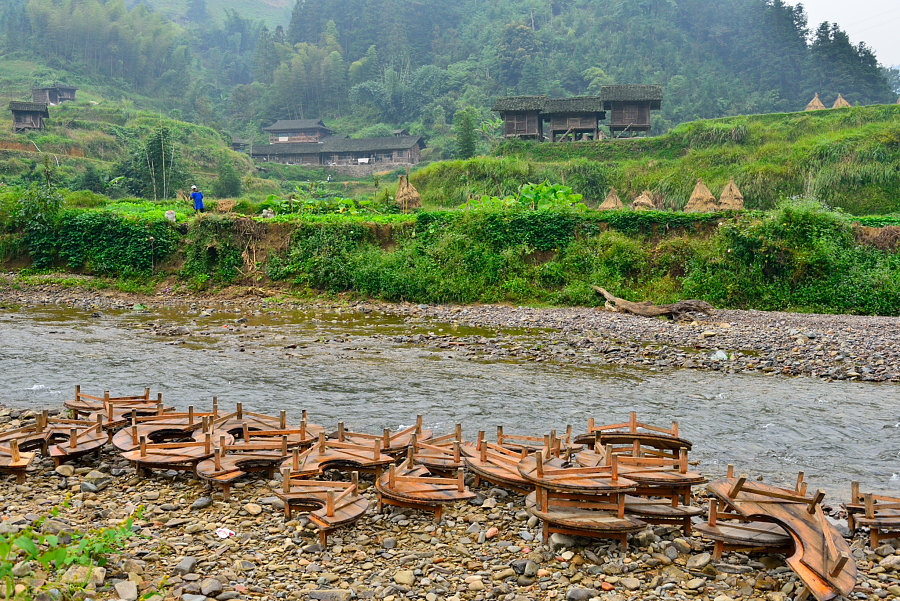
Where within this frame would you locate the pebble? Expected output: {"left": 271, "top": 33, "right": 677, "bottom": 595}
{"left": 243, "top": 502, "right": 263, "bottom": 515}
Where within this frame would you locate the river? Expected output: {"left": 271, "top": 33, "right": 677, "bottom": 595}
{"left": 1, "top": 304, "right": 897, "bottom": 499}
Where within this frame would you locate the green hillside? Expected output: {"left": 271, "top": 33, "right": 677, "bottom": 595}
{"left": 413, "top": 104, "right": 900, "bottom": 215}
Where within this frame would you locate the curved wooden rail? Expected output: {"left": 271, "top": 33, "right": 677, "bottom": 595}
{"left": 708, "top": 476, "right": 856, "bottom": 601}
{"left": 0, "top": 413, "right": 109, "bottom": 469}
{"left": 573, "top": 412, "right": 692, "bottom": 454}
{"left": 844, "top": 482, "right": 900, "bottom": 547}
{"left": 695, "top": 498, "right": 793, "bottom": 560}
{"left": 280, "top": 433, "right": 395, "bottom": 478}
{"left": 461, "top": 433, "right": 533, "bottom": 493}
{"left": 336, "top": 415, "right": 432, "bottom": 455}
{"left": 412, "top": 424, "right": 464, "bottom": 473}
{"left": 524, "top": 490, "right": 646, "bottom": 545}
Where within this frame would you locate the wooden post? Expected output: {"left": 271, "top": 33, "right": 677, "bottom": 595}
{"left": 242, "top": 423, "right": 249, "bottom": 442}
{"left": 236, "top": 402, "right": 243, "bottom": 419}
{"left": 373, "top": 439, "right": 381, "bottom": 461}
{"left": 611, "top": 454, "right": 618, "bottom": 481}
{"left": 672, "top": 420, "right": 679, "bottom": 437}
{"left": 144, "top": 387, "right": 150, "bottom": 400}
{"left": 594, "top": 431, "right": 601, "bottom": 452}
{"left": 830, "top": 553, "right": 849, "bottom": 578}
{"left": 851, "top": 481, "right": 860, "bottom": 503}
{"left": 807, "top": 490, "right": 825, "bottom": 514}
{"left": 728, "top": 475, "right": 746, "bottom": 498}
{"left": 708, "top": 499, "right": 718, "bottom": 526}
{"left": 213, "top": 396, "right": 218, "bottom": 417}
{"left": 188, "top": 406, "right": 194, "bottom": 425}
{"left": 10, "top": 439, "right": 20, "bottom": 463}
{"left": 281, "top": 435, "right": 288, "bottom": 455}
{"left": 476, "top": 431, "right": 484, "bottom": 449}
{"left": 282, "top": 468, "right": 291, "bottom": 493}
{"left": 588, "top": 417, "right": 595, "bottom": 432}
{"left": 214, "top": 448, "right": 222, "bottom": 471}
{"left": 383, "top": 428, "right": 390, "bottom": 450}
{"left": 535, "top": 452, "right": 543, "bottom": 478}
{"left": 480, "top": 441, "right": 487, "bottom": 463}
{"left": 219, "top": 435, "right": 226, "bottom": 451}
{"left": 327, "top": 491, "right": 335, "bottom": 517}
{"left": 455, "top": 424, "right": 462, "bottom": 442}
{"left": 338, "top": 422, "right": 345, "bottom": 441}
{"left": 629, "top": 411, "right": 637, "bottom": 432}
{"left": 726, "top": 464, "right": 734, "bottom": 478}
{"left": 497, "top": 426, "right": 503, "bottom": 445}
{"left": 318, "top": 432, "right": 326, "bottom": 455}
{"left": 107, "top": 403, "right": 113, "bottom": 422}
{"left": 864, "top": 493, "right": 875, "bottom": 519}
{"left": 280, "top": 410, "right": 286, "bottom": 429}
{"left": 453, "top": 442, "right": 460, "bottom": 463}
{"left": 351, "top": 471, "right": 359, "bottom": 493}
{"left": 302, "top": 409, "right": 307, "bottom": 423}
{"left": 416, "top": 414, "right": 423, "bottom": 434}
{"left": 205, "top": 433, "right": 211, "bottom": 454}
{"left": 75, "top": 384, "right": 81, "bottom": 403}
{"left": 679, "top": 448, "right": 688, "bottom": 474}
{"left": 457, "top": 468, "right": 465, "bottom": 492}
{"left": 388, "top": 463, "right": 396, "bottom": 488}
{"left": 104, "top": 390, "right": 110, "bottom": 404}
{"left": 140, "top": 436, "right": 147, "bottom": 457}
{"left": 69, "top": 428, "right": 77, "bottom": 449}
{"left": 292, "top": 449, "right": 300, "bottom": 471}
{"left": 131, "top": 425, "right": 138, "bottom": 446}
{"left": 300, "top": 420, "right": 307, "bottom": 440}
{"left": 604, "top": 444, "right": 613, "bottom": 466}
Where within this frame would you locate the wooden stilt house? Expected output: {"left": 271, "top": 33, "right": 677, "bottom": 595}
{"left": 541, "top": 97, "right": 606, "bottom": 142}
{"left": 601, "top": 85, "right": 663, "bottom": 137}
{"left": 492, "top": 96, "right": 546, "bottom": 140}
{"left": 32, "top": 85, "right": 77, "bottom": 105}
{"left": 9, "top": 101, "right": 50, "bottom": 132}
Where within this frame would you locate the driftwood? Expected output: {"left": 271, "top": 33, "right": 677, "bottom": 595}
{"left": 593, "top": 287, "right": 713, "bottom": 319}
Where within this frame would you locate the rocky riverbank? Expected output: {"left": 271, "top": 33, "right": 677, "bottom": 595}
{"left": 3, "top": 403, "right": 898, "bottom": 601}
{"left": 1, "top": 274, "right": 899, "bottom": 383}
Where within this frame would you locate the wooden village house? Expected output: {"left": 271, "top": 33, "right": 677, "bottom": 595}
{"left": 263, "top": 119, "right": 333, "bottom": 144}
{"left": 601, "top": 84, "right": 663, "bottom": 137}
{"left": 251, "top": 134, "right": 425, "bottom": 167}
{"left": 542, "top": 96, "right": 606, "bottom": 141}
{"left": 32, "top": 85, "right": 77, "bottom": 105}
{"left": 493, "top": 86, "right": 663, "bottom": 141}
{"left": 8, "top": 101, "right": 49, "bottom": 132}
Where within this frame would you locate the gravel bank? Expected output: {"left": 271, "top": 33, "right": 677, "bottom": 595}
{"left": 1, "top": 274, "right": 898, "bottom": 383}
{"left": 3, "top": 403, "right": 898, "bottom": 601}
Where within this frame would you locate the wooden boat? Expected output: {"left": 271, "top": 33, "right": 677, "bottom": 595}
{"left": 337, "top": 415, "right": 432, "bottom": 455}
{"left": 844, "top": 481, "right": 900, "bottom": 547}
{"left": 277, "top": 470, "right": 369, "bottom": 545}
{"left": 376, "top": 448, "right": 475, "bottom": 520}
{"left": 461, "top": 432, "right": 533, "bottom": 493}
{"left": 708, "top": 472, "right": 856, "bottom": 601}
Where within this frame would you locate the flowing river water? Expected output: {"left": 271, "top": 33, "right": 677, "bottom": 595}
{"left": 1, "top": 303, "right": 898, "bottom": 500}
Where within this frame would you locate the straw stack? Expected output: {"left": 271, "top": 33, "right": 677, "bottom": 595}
{"left": 396, "top": 175, "right": 422, "bottom": 213}
{"left": 805, "top": 93, "right": 826, "bottom": 111}
{"left": 631, "top": 190, "right": 656, "bottom": 211}
{"left": 832, "top": 94, "right": 851, "bottom": 109}
{"left": 598, "top": 187, "right": 624, "bottom": 210}
{"left": 718, "top": 179, "right": 744, "bottom": 211}
{"left": 683, "top": 179, "right": 717, "bottom": 213}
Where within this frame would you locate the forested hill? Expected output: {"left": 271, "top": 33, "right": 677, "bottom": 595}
{"left": 1, "top": 0, "right": 897, "bottom": 151}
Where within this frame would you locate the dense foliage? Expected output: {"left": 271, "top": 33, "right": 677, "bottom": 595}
{"left": 1, "top": 0, "right": 897, "bottom": 150}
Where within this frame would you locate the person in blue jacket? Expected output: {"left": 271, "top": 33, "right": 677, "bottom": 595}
{"left": 190, "top": 185, "right": 204, "bottom": 214}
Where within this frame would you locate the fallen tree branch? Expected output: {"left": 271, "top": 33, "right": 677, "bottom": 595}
{"left": 592, "top": 286, "right": 714, "bottom": 320}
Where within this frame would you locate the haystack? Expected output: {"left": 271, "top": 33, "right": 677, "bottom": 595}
{"left": 832, "top": 93, "right": 851, "bottom": 109}
{"left": 216, "top": 198, "right": 236, "bottom": 213}
{"left": 598, "top": 187, "right": 623, "bottom": 210}
{"left": 396, "top": 175, "right": 422, "bottom": 213}
{"left": 718, "top": 178, "right": 744, "bottom": 211}
{"left": 805, "top": 93, "right": 825, "bottom": 111}
{"left": 683, "top": 178, "right": 717, "bottom": 213}
{"left": 631, "top": 190, "right": 656, "bottom": 211}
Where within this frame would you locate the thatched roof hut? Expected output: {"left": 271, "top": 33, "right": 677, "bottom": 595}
{"left": 832, "top": 94, "right": 851, "bottom": 109}
{"left": 805, "top": 93, "right": 826, "bottom": 111}
{"left": 684, "top": 179, "right": 717, "bottom": 213}
{"left": 396, "top": 175, "right": 422, "bottom": 213}
{"left": 598, "top": 187, "right": 623, "bottom": 210}
{"left": 718, "top": 179, "right": 744, "bottom": 211}
{"left": 632, "top": 190, "right": 656, "bottom": 211}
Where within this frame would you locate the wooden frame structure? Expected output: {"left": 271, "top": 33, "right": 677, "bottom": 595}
{"left": 282, "top": 432, "right": 395, "bottom": 478}
{"left": 277, "top": 470, "right": 369, "bottom": 545}
{"left": 0, "top": 411, "right": 108, "bottom": 470}
{"left": 337, "top": 416, "right": 432, "bottom": 455}
{"left": 376, "top": 445, "right": 474, "bottom": 520}
{"left": 461, "top": 431, "right": 533, "bottom": 493}
{"left": 518, "top": 451, "right": 645, "bottom": 545}
{"left": 707, "top": 470, "right": 856, "bottom": 601}
{"left": 412, "top": 424, "right": 464, "bottom": 473}
{"left": 845, "top": 481, "right": 900, "bottom": 547}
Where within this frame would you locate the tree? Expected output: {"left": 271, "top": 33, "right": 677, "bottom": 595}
{"left": 497, "top": 23, "right": 540, "bottom": 86}
{"left": 453, "top": 107, "right": 478, "bottom": 159}
{"left": 186, "top": 0, "right": 209, "bottom": 24}
{"left": 212, "top": 157, "right": 242, "bottom": 198}
{"left": 116, "top": 126, "right": 187, "bottom": 200}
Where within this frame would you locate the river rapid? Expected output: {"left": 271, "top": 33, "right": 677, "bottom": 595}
{"left": 1, "top": 303, "right": 898, "bottom": 500}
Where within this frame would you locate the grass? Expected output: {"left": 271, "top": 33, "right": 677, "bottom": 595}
{"left": 422, "top": 104, "right": 900, "bottom": 215}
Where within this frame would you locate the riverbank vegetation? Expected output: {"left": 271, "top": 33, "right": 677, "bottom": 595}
{"left": 1, "top": 179, "right": 898, "bottom": 315}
